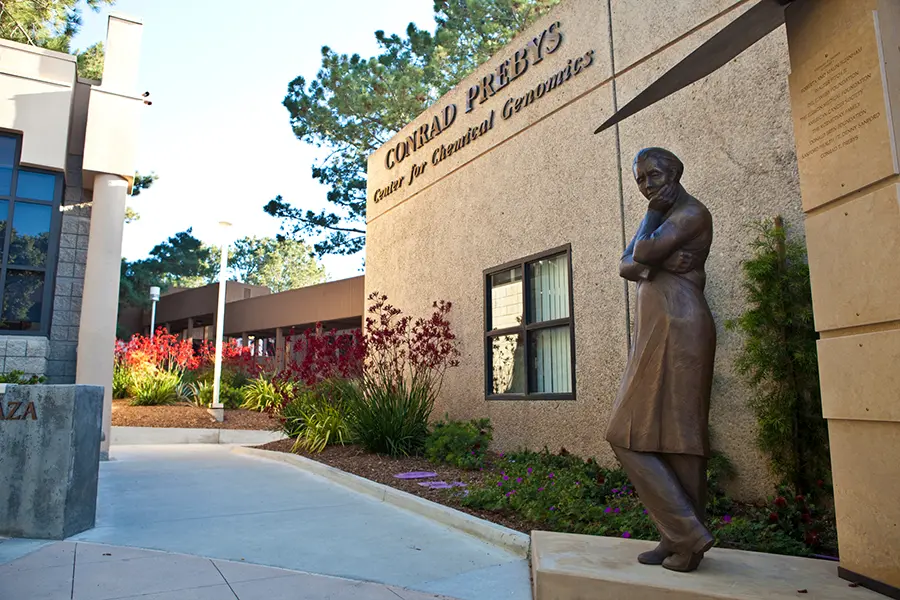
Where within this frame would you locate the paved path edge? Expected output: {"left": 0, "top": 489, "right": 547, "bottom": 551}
{"left": 111, "top": 426, "right": 287, "bottom": 446}
{"left": 232, "top": 446, "right": 531, "bottom": 558}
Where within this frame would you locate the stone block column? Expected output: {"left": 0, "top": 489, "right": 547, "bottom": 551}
{"left": 786, "top": 0, "right": 900, "bottom": 593}
{"left": 75, "top": 174, "right": 127, "bottom": 460}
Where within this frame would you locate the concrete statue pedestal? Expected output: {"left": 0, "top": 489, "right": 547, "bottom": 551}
{"left": 531, "top": 531, "right": 881, "bottom": 600}
{"left": 0, "top": 384, "right": 104, "bottom": 539}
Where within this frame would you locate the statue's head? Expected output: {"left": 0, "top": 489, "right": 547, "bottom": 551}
{"left": 632, "top": 147, "right": 684, "bottom": 203}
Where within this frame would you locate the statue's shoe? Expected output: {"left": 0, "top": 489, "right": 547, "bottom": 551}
{"left": 637, "top": 543, "right": 670, "bottom": 565}
{"left": 661, "top": 531, "right": 714, "bottom": 573}
{"left": 662, "top": 551, "right": 704, "bottom": 572}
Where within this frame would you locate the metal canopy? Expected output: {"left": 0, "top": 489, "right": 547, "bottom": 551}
{"left": 595, "top": 0, "right": 794, "bottom": 134}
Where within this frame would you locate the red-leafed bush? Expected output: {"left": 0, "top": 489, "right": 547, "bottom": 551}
{"left": 285, "top": 326, "right": 366, "bottom": 386}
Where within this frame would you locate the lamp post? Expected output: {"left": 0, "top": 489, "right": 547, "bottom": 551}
{"left": 149, "top": 286, "right": 160, "bottom": 338}
{"left": 209, "top": 221, "right": 232, "bottom": 422}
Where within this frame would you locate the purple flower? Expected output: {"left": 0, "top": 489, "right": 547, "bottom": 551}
{"left": 499, "top": 453, "right": 504, "bottom": 458}
{"left": 506, "top": 490, "right": 516, "bottom": 497}
{"left": 497, "top": 481, "right": 503, "bottom": 487}
{"left": 575, "top": 481, "right": 580, "bottom": 486}
{"left": 516, "top": 477, "right": 522, "bottom": 484}
{"left": 548, "top": 473, "right": 555, "bottom": 479}
{"left": 723, "top": 515, "right": 732, "bottom": 524}
{"left": 527, "top": 467, "right": 533, "bottom": 474}
{"left": 550, "top": 506, "right": 556, "bottom": 511}
{"left": 604, "top": 507, "right": 612, "bottom": 514}
{"left": 622, "top": 531, "right": 631, "bottom": 539}
{"left": 614, "top": 508, "right": 620, "bottom": 514}
{"left": 642, "top": 509, "right": 648, "bottom": 515}
{"left": 538, "top": 487, "right": 545, "bottom": 492}
{"left": 470, "top": 451, "right": 475, "bottom": 455}
{"left": 612, "top": 488, "right": 619, "bottom": 494}
{"left": 502, "top": 475, "right": 509, "bottom": 481}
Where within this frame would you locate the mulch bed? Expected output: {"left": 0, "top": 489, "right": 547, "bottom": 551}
{"left": 112, "top": 399, "right": 279, "bottom": 430}
{"left": 253, "top": 440, "right": 540, "bottom": 535}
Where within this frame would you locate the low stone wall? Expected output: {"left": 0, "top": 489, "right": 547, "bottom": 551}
{"left": 0, "top": 384, "right": 103, "bottom": 539}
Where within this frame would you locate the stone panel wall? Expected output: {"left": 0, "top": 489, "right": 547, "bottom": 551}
{"left": 48, "top": 205, "right": 91, "bottom": 384}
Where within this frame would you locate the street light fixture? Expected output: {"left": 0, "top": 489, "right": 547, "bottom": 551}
{"left": 210, "top": 221, "right": 232, "bottom": 422}
{"left": 149, "top": 286, "right": 160, "bottom": 339}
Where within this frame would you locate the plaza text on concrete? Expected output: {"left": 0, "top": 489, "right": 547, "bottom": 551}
{"left": 365, "top": 0, "right": 804, "bottom": 501}
{"left": 0, "top": 385, "right": 104, "bottom": 539}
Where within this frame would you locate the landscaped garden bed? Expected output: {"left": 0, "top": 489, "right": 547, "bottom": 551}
{"left": 112, "top": 399, "right": 277, "bottom": 430}
{"left": 253, "top": 437, "right": 838, "bottom": 559}
{"left": 111, "top": 286, "right": 838, "bottom": 561}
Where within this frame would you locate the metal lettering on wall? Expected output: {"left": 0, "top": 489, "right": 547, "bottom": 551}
{"left": 0, "top": 401, "right": 39, "bottom": 420}
{"left": 373, "top": 21, "right": 595, "bottom": 204}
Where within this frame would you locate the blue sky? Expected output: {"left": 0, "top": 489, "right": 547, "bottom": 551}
{"left": 72, "top": 0, "right": 436, "bottom": 281}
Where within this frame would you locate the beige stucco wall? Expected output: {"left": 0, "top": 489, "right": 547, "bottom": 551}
{"left": 82, "top": 14, "right": 145, "bottom": 192}
{"left": 366, "top": 0, "right": 805, "bottom": 500}
{"left": 0, "top": 39, "right": 76, "bottom": 171}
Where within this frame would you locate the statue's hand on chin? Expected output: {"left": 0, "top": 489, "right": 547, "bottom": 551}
{"left": 647, "top": 184, "right": 677, "bottom": 213}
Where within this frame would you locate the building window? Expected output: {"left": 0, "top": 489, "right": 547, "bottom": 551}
{"left": 484, "top": 245, "right": 575, "bottom": 400}
{"left": 0, "top": 133, "right": 62, "bottom": 334}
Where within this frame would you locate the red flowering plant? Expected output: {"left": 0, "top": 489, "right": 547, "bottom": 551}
{"left": 194, "top": 339, "right": 262, "bottom": 379}
{"left": 348, "top": 292, "right": 461, "bottom": 456}
{"left": 765, "top": 484, "right": 837, "bottom": 553}
{"left": 116, "top": 328, "right": 198, "bottom": 374}
{"left": 286, "top": 326, "right": 366, "bottom": 387}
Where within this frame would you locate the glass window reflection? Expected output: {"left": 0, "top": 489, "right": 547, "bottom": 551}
{"left": 9, "top": 203, "right": 51, "bottom": 267}
{"left": 0, "top": 136, "right": 14, "bottom": 196}
{"left": 491, "top": 333, "right": 525, "bottom": 394}
{"left": 528, "top": 327, "right": 572, "bottom": 394}
{"left": 489, "top": 266, "right": 522, "bottom": 330}
{"left": 0, "top": 200, "right": 8, "bottom": 262}
{"left": 1, "top": 270, "right": 43, "bottom": 331}
{"left": 528, "top": 253, "right": 570, "bottom": 324}
{"left": 16, "top": 171, "right": 56, "bottom": 202}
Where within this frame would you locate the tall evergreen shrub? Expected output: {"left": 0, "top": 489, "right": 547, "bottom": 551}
{"left": 727, "top": 217, "right": 830, "bottom": 493}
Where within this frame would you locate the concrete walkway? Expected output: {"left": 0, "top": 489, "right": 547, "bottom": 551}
{"left": 1, "top": 445, "right": 531, "bottom": 600}
{"left": 0, "top": 540, "right": 457, "bottom": 599}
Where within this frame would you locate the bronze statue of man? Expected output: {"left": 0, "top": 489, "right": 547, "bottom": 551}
{"left": 606, "top": 147, "right": 716, "bottom": 572}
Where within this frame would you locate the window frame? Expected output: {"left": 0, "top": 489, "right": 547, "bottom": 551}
{"left": 483, "top": 244, "right": 576, "bottom": 401}
{"left": 0, "top": 132, "right": 63, "bottom": 336}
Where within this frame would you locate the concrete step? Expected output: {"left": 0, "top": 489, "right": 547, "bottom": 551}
{"left": 111, "top": 425, "right": 285, "bottom": 446}
{"left": 530, "top": 530, "right": 880, "bottom": 600}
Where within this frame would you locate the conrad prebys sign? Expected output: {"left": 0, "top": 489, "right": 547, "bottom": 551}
{"left": 373, "top": 21, "right": 596, "bottom": 204}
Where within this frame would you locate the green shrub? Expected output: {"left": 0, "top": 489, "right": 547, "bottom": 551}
{"left": 457, "top": 446, "right": 835, "bottom": 558}
{"left": 0, "top": 370, "right": 46, "bottom": 385}
{"left": 131, "top": 370, "right": 181, "bottom": 406}
{"left": 706, "top": 450, "right": 736, "bottom": 517}
{"left": 189, "top": 381, "right": 212, "bottom": 407}
{"left": 425, "top": 416, "right": 492, "bottom": 469}
{"left": 726, "top": 218, "right": 829, "bottom": 493}
{"left": 461, "top": 449, "right": 646, "bottom": 538}
{"left": 278, "top": 395, "right": 309, "bottom": 438}
{"left": 242, "top": 377, "right": 280, "bottom": 412}
{"left": 112, "top": 364, "right": 133, "bottom": 399}
{"left": 189, "top": 380, "right": 244, "bottom": 409}
{"left": 275, "top": 379, "right": 353, "bottom": 452}
{"left": 713, "top": 516, "right": 810, "bottom": 556}
{"left": 292, "top": 398, "right": 351, "bottom": 453}
{"left": 346, "top": 378, "right": 433, "bottom": 456}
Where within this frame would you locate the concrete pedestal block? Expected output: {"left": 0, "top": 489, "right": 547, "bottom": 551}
{"left": 531, "top": 531, "right": 881, "bottom": 600}
{"left": 0, "top": 384, "right": 104, "bottom": 539}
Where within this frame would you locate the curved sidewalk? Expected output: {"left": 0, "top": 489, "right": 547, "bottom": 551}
{"left": 0, "top": 540, "right": 454, "bottom": 599}
{"left": 1, "top": 445, "right": 531, "bottom": 600}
